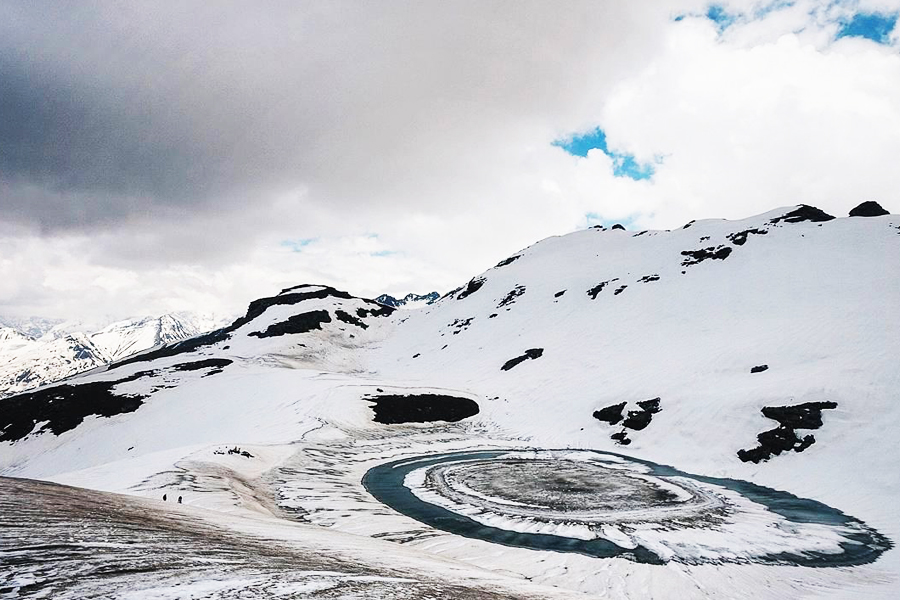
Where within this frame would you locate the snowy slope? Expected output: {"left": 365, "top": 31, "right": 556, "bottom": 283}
{"left": 368, "top": 205, "right": 900, "bottom": 574}
{"left": 1, "top": 206, "right": 899, "bottom": 599}
{"left": 0, "top": 327, "right": 34, "bottom": 354}
{"left": 0, "top": 284, "right": 397, "bottom": 477}
{"left": 376, "top": 205, "right": 900, "bottom": 479}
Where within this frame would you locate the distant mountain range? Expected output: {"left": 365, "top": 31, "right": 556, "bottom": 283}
{"left": 0, "top": 313, "right": 227, "bottom": 397}
{"left": 374, "top": 291, "right": 440, "bottom": 309}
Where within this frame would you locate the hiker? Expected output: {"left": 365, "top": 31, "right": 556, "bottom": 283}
{"left": 177, "top": 496, "right": 182, "bottom": 504}
{"left": 162, "top": 493, "right": 167, "bottom": 501}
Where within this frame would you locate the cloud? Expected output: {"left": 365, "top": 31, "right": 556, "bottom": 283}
{"left": 0, "top": 2, "right": 666, "bottom": 231}
{"left": 1, "top": 1, "right": 899, "bottom": 322}
{"left": 590, "top": 1, "right": 900, "bottom": 227}
{"left": 552, "top": 128, "right": 658, "bottom": 180}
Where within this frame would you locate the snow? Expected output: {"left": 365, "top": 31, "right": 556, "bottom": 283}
{"left": 0, "top": 332, "right": 110, "bottom": 397}
{"left": 0, "top": 312, "right": 227, "bottom": 397}
{"left": 1, "top": 206, "right": 899, "bottom": 598}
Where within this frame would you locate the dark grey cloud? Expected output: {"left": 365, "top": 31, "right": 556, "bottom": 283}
{"left": 0, "top": 1, "right": 666, "bottom": 236}
{"left": 0, "top": 2, "right": 327, "bottom": 228}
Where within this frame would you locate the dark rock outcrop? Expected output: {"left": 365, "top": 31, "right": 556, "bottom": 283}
{"left": 449, "top": 318, "right": 474, "bottom": 334}
{"left": 750, "top": 364, "right": 769, "bottom": 373}
{"left": 498, "top": 285, "right": 526, "bottom": 308}
{"left": 593, "top": 402, "right": 626, "bottom": 425}
{"left": 249, "top": 310, "right": 332, "bottom": 338}
{"left": 737, "top": 401, "right": 838, "bottom": 463}
{"left": 356, "top": 306, "right": 393, "bottom": 319}
{"left": 849, "top": 201, "right": 889, "bottom": 217}
{"left": 335, "top": 310, "right": 368, "bottom": 329}
{"left": 611, "top": 431, "right": 631, "bottom": 445}
{"left": 587, "top": 279, "right": 618, "bottom": 299}
{"left": 365, "top": 393, "right": 479, "bottom": 424}
{"left": 727, "top": 228, "right": 768, "bottom": 246}
{"left": 769, "top": 205, "right": 835, "bottom": 225}
{"left": 456, "top": 277, "right": 486, "bottom": 301}
{"left": 0, "top": 372, "right": 152, "bottom": 442}
{"left": 501, "top": 348, "right": 544, "bottom": 371}
{"left": 622, "top": 398, "right": 661, "bottom": 431}
{"left": 495, "top": 255, "right": 522, "bottom": 267}
{"left": 172, "top": 358, "right": 233, "bottom": 374}
{"left": 595, "top": 398, "right": 662, "bottom": 444}
{"left": 681, "top": 246, "right": 732, "bottom": 266}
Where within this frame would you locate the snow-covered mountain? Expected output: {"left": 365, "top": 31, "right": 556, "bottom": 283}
{"left": 375, "top": 291, "right": 440, "bottom": 309}
{"left": 0, "top": 316, "right": 65, "bottom": 340}
{"left": 0, "top": 326, "right": 34, "bottom": 352}
{"left": 2, "top": 203, "right": 899, "bottom": 600}
{"left": 89, "top": 313, "right": 222, "bottom": 362}
{"left": 0, "top": 313, "right": 226, "bottom": 397}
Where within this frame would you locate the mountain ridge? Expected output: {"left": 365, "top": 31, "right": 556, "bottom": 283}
{"left": 1, "top": 203, "right": 898, "bottom": 599}
{"left": 375, "top": 291, "right": 440, "bottom": 309}
{"left": 0, "top": 312, "right": 228, "bottom": 397}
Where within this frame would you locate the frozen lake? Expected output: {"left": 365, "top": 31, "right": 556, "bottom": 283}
{"left": 363, "top": 449, "right": 891, "bottom": 566}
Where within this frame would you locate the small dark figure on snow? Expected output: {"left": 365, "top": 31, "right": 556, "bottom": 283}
{"left": 177, "top": 496, "right": 182, "bottom": 504}
{"left": 162, "top": 494, "right": 167, "bottom": 501}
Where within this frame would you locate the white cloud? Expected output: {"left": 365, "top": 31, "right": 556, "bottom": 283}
{"left": 589, "top": 5, "right": 900, "bottom": 228}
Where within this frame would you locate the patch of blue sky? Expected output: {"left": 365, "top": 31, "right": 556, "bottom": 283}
{"left": 552, "top": 128, "right": 656, "bottom": 181}
{"left": 371, "top": 250, "right": 399, "bottom": 257}
{"left": 280, "top": 238, "right": 317, "bottom": 252}
{"left": 673, "top": 2, "right": 794, "bottom": 31}
{"left": 585, "top": 212, "right": 639, "bottom": 230}
{"left": 553, "top": 127, "right": 611, "bottom": 158}
{"left": 753, "top": 0, "right": 794, "bottom": 20}
{"left": 706, "top": 4, "right": 737, "bottom": 32}
{"left": 613, "top": 155, "right": 655, "bottom": 180}
{"left": 836, "top": 11, "right": 897, "bottom": 44}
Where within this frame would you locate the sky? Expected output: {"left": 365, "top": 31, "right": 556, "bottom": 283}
{"left": 1, "top": 0, "right": 899, "bottom": 326}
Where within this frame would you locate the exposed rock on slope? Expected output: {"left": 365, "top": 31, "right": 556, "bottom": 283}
{"left": 738, "top": 402, "right": 838, "bottom": 463}
{"left": 365, "top": 393, "right": 480, "bottom": 424}
{"left": 849, "top": 201, "right": 889, "bottom": 217}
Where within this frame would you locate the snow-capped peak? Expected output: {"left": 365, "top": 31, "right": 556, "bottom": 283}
{"left": 0, "top": 312, "right": 229, "bottom": 397}
{"left": 375, "top": 291, "right": 440, "bottom": 309}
